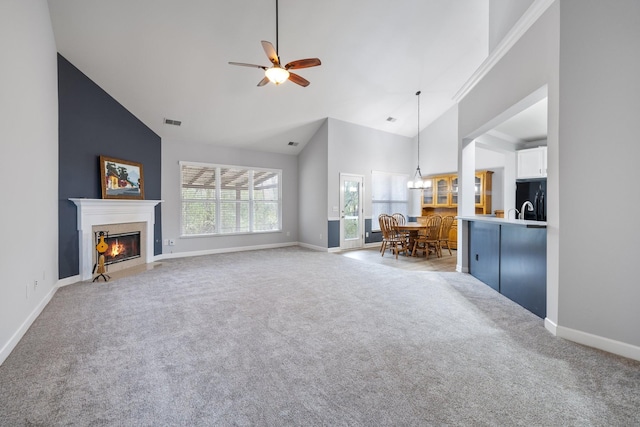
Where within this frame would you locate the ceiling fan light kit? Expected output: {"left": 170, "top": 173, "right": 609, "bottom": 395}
{"left": 229, "top": 0, "right": 321, "bottom": 87}
{"left": 265, "top": 66, "right": 290, "bottom": 85}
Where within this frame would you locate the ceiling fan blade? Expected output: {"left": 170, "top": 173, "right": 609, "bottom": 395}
{"left": 229, "top": 62, "right": 267, "bottom": 70}
{"left": 261, "top": 40, "right": 280, "bottom": 66}
{"left": 257, "top": 77, "right": 270, "bottom": 87}
{"left": 288, "top": 72, "right": 310, "bottom": 87}
{"left": 285, "top": 58, "right": 321, "bottom": 70}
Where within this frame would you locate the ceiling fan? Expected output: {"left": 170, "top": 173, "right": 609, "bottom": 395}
{"left": 228, "top": 0, "right": 321, "bottom": 87}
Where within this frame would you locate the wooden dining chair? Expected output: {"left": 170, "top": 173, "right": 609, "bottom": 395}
{"left": 391, "top": 213, "right": 406, "bottom": 225}
{"left": 439, "top": 216, "right": 455, "bottom": 256}
{"left": 391, "top": 212, "right": 410, "bottom": 244}
{"left": 378, "top": 214, "right": 389, "bottom": 254}
{"left": 412, "top": 215, "right": 442, "bottom": 258}
{"left": 379, "top": 214, "right": 408, "bottom": 259}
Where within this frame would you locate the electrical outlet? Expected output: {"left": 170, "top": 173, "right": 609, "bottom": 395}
{"left": 366, "top": 232, "right": 369, "bottom": 238}
{"left": 169, "top": 239, "right": 175, "bottom": 246}
{"left": 34, "top": 280, "right": 38, "bottom": 291}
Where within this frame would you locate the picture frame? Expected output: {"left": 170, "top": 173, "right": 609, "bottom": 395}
{"left": 99, "top": 155, "right": 144, "bottom": 199}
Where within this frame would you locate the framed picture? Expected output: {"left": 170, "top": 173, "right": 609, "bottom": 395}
{"left": 99, "top": 156, "right": 144, "bottom": 199}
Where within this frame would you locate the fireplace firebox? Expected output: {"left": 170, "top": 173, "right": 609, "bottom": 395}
{"left": 101, "top": 231, "right": 141, "bottom": 265}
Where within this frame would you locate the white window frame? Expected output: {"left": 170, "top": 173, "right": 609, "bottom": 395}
{"left": 180, "top": 161, "right": 282, "bottom": 237}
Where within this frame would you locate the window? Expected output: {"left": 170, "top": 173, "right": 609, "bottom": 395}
{"left": 371, "top": 171, "right": 408, "bottom": 231}
{"left": 181, "top": 162, "right": 281, "bottom": 236}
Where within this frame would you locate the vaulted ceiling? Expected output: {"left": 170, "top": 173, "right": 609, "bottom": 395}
{"left": 48, "top": 0, "right": 490, "bottom": 154}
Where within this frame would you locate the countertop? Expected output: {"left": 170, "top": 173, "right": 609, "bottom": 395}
{"left": 456, "top": 215, "right": 547, "bottom": 228}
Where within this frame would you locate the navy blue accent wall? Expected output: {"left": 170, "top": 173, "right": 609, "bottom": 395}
{"left": 58, "top": 54, "right": 162, "bottom": 279}
{"left": 327, "top": 220, "right": 340, "bottom": 248}
{"left": 365, "top": 218, "right": 382, "bottom": 244}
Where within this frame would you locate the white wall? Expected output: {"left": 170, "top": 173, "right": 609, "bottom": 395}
{"left": 459, "top": 2, "right": 560, "bottom": 329}
{"left": 557, "top": 0, "right": 640, "bottom": 349}
{"left": 417, "top": 104, "right": 507, "bottom": 215}
{"left": 0, "top": 0, "right": 59, "bottom": 364}
{"left": 161, "top": 140, "right": 298, "bottom": 255}
{"left": 421, "top": 105, "right": 459, "bottom": 176}
{"left": 460, "top": 0, "right": 640, "bottom": 360}
{"left": 327, "top": 118, "right": 413, "bottom": 220}
{"left": 489, "top": 0, "right": 535, "bottom": 51}
{"left": 298, "top": 120, "right": 329, "bottom": 248}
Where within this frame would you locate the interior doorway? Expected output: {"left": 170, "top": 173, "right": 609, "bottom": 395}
{"left": 339, "top": 174, "right": 364, "bottom": 250}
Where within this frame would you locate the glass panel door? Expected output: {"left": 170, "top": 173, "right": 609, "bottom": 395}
{"left": 340, "top": 174, "right": 363, "bottom": 249}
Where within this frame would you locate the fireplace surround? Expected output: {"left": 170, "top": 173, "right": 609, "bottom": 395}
{"left": 70, "top": 199, "right": 162, "bottom": 281}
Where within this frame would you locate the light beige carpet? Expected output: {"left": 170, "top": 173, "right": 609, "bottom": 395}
{"left": 1, "top": 247, "right": 638, "bottom": 425}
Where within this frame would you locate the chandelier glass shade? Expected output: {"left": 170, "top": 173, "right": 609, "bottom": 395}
{"left": 265, "top": 66, "right": 290, "bottom": 85}
{"left": 407, "top": 90, "right": 424, "bottom": 189}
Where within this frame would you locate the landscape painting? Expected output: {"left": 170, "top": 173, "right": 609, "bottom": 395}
{"left": 99, "top": 155, "right": 144, "bottom": 199}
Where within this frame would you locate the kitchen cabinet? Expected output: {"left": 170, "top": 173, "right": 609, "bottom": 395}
{"left": 517, "top": 146, "right": 547, "bottom": 179}
{"left": 421, "top": 171, "right": 492, "bottom": 213}
{"left": 500, "top": 224, "right": 547, "bottom": 318}
{"left": 462, "top": 216, "right": 547, "bottom": 319}
{"left": 474, "top": 171, "right": 492, "bottom": 210}
{"left": 420, "top": 170, "right": 493, "bottom": 250}
{"left": 421, "top": 178, "right": 435, "bottom": 206}
{"left": 435, "top": 176, "right": 453, "bottom": 206}
{"left": 468, "top": 221, "right": 500, "bottom": 291}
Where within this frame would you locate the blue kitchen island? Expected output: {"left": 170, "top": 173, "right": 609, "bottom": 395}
{"left": 458, "top": 216, "right": 547, "bottom": 318}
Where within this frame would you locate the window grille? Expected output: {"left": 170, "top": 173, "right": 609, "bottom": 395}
{"left": 181, "top": 162, "right": 282, "bottom": 236}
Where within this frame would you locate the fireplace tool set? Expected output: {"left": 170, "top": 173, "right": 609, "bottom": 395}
{"left": 93, "top": 231, "right": 110, "bottom": 282}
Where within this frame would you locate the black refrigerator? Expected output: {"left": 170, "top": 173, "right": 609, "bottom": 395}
{"left": 516, "top": 179, "right": 547, "bottom": 221}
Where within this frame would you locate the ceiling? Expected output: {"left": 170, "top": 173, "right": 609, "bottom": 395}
{"left": 48, "top": 0, "right": 490, "bottom": 154}
{"left": 492, "top": 98, "right": 547, "bottom": 143}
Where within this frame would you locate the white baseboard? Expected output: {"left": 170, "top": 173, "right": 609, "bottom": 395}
{"left": 159, "top": 242, "right": 299, "bottom": 260}
{"left": 57, "top": 274, "right": 81, "bottom": 288}
{"left": 555, "top": 324, "right": 640, "bottom": 362}
{"left": 297, "top": 242, "right": 328, "bottom": 252}
{"left": 544, "top": 317, "right": 558, "bottom": 335}
{"left": 0, "top": 285, "right": 57, "bottom": 366}
{"left": 456, "top": 264, "right": 469, "bottom": 273}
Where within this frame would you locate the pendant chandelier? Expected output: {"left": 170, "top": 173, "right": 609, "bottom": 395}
{"left": 407, "top": 90, "right": 424, "bottom": 189}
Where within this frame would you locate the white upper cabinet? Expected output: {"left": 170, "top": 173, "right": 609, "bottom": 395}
{"left": 517, "top": 146, "right": 547, "bottom": 179}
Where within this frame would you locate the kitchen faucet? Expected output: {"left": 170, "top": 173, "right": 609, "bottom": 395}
{"left": 519, "top": 201, "right": 534, "bottom": 219}
{"left": 506, "top": 208, "right": 519, "bottom": 220}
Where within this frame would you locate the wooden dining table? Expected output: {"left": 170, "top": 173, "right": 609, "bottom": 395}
{"left": 395, "top": 222, "right": 428, "bottom": 256}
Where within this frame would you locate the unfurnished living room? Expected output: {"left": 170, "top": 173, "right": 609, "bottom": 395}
{"left": 1, "top": 0, "right": 639, "bottom": 425}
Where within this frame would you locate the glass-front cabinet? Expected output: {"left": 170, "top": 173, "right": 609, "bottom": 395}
{"left": 421, "top": 178, "right": 435, "bottom": 206}
{"left": 451, "top": 176, "right": 459, "bottom": 206}
{"left": 435, "top": 177, "right": 451, "bottom": 206}
{"left": 474, "top": 171, "right": 493, "bottom": 209}
{"left": 421, "top": 170, "right": 493, "bottom": 213}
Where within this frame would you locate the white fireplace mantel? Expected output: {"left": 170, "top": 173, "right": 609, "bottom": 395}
{"left": 70, "top": 198, "right": 162, "bottom": 280}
